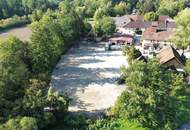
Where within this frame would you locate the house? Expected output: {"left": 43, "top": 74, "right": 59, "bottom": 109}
{"left": 112, "top": 15, "right": 147, "bottom": 35}
{"left": 124, "top": 21, "right": 152, "bottom": 32}
{"left": 127, "top": 15, "right": 144, "bottom": 21}
{"left": 113, "top": 15, "right": 176, "bottom": 35}
{"left": 141, "top": 26, "right": 175, "bottom": 52}
{"left": 109, "top": 34, "right": 134, "bottom": 45}
{"left": 157, "top": 15, "right": 176, "bottom": 31}
{"left": 112, "top": 15, "right": 131, "bottom": 28}
{"left": 158, "top": 46, "right": 184, "bottom": 69}
{"left": 112, "top": 15, "right": 133, "bottom": 35}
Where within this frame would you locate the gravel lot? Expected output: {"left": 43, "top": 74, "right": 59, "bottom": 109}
{"left": 0, "top": 26, "right": 31, "bottom": 41}
{"left": 51, "top": 41, "right": 128, "bottom": 114}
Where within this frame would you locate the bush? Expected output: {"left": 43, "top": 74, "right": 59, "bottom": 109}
{"left": 5, "top": 118, "right": 21, "bottom": 130}
{"left": 0, "top": 15, "right": 30, "bottom": 31}
{"left": 88, "top": 118, "right": 148, "bottom": 130}
{"left": 122, "top": 46, "right": 141, "bottom": 62}
{"left": 64, "top": 113, "right": 87, "bottom": 126}
{"left": 5, "top": 117, "right": 38, "bottom": 130}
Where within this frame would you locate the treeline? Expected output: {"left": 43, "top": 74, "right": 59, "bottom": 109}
{"left": 1, "top": 0, "right": 189, "bottom": 20}
{"left": 0, "top": 1, "right": 86, "bottom": 130}
{"left": 0, "top": 0, "right": 62, "bottom": 19}
{"left": 72, "top": 0, "right": 190, "bottom": 18}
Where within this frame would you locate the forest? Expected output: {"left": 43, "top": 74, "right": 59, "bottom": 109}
{"left": 0, "top": 0, "right": 62, "bottom": 19}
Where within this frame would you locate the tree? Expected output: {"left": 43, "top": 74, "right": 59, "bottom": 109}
{"left": 20, "top": 117, "right": 38, "bottom": 130}
{"left": 185, "top": 59, "right": 190, "bottom": 75}
{"left": 22, "top": 79, "right": 47, "bottom": 116}
{"left": 5, "top": 118, "right": 21, "bottom": 130}
{"left": 122, "top": 46, "right": 142, "bottom": 62}
{"left": 94, "top": 16, "right": 116, "bottom": 37}
{"left": 47, "top": 87, "right": 69, "bottom": 114}
{"left": 30, "top": 10, "right": 43, "bottom": 22}
{"left": 94, "top": 8, "right": 106, "bottom": 21}
{"left": 172, "top": 9, "right": 190, "bottom": 52}
{"left": 137, "top": 0, "right": 159, "bottom": 14}
{"left": 110, "top": 59, "right": 186, "bottom": 129}
{"left": 157, "top": 0, "right": 186, "bottom": 17}
{"left": 144, "top": 12, "right": 158, "bottom": 21}
{"left": 5, "top": 117, "right": 38, "bottom": 130}
{"left": 0, "top": 37, "right": 28, "bottom": 118}
{"left": 114, "top": 2, "right": 127, "bottom": 16}
{"left": 101, "top": 17, "right": 116, "bottom": 35}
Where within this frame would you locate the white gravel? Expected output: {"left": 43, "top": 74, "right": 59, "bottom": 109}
{"left": 51, "top": 41, "right": 128, "bottom": 114}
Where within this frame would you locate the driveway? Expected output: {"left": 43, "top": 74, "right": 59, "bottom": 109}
{"left": 51, "top": 41, "right": 128, "bottom": 114}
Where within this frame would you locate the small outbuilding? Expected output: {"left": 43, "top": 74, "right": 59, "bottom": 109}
{"left": 158, "top": 46, "right": 184, "bottom": 69}
{"left": 109, "top": 34, "right": 134, "bottom": 45}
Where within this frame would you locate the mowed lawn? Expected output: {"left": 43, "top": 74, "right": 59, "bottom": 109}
{"left": 0, "top": 25, "right": 32, "bottom": 41}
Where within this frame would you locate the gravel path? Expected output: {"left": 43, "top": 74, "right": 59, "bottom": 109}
{"left": 51, "top": 41, "right": 128, "bottom": 115}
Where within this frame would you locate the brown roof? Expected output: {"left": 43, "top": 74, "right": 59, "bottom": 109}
{"left": 127, "top": 15, "right": 144, "bottom": 21}
{"left": 158, "top": 15, "right": 171, "bottom": 22}
{"left": 142, "top": 29, "right": 175, "bottom": 41}
{"left": 125, "top": 21, "right": 151, "bottom": 29}
{"left": 112, "top": 15, "right": 131, "bottom": 27}
{"left": 146, "top": 26, "right": 157, "bottom": 33}
{"left": 158, "top": 46, "right": 184, "bottom": 66}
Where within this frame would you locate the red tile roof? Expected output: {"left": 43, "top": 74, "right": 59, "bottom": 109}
{"left": 109, "top": 35, "right": 133, "bottom": 43}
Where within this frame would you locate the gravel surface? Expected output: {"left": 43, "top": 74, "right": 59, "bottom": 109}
{"left": 51, "top": 41, "right": 128, "bottom": 114}
{"left": 0, "top": 26, "right": 31, "bottom": 41}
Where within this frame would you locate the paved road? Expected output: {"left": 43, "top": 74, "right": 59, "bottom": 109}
{"left": 51, "top": 41, "right": 128, "bottom": 115}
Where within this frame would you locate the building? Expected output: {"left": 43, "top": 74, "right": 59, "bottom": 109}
{"left": 112, "top": 15, "right": 147, "bottom": 35}
{"left": 158, "top": 46, "right": 184, "bottom": 69}
{"left": 109, "top": 34, "right": 134, "bottom": 45}
{"left": 124, "top": 21, "right": 152, "bottom": 32}
{"left": 112, "top": 15, "right": 176, "bottom": 37}
{"left": 141, "top": 26, "right": 175, "bottom": 52}
{"left": 112, "top": 15, "right": 133, "bottom": 35}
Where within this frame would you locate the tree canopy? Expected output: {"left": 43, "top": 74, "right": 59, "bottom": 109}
{"left": 110, "top": 59, "right": 186, "bottom": 129}
{"left": 172, "top": 9, "right": 190, "bottom": 50}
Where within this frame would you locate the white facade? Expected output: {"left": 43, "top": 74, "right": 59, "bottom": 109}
{"left": 142, "top": 39, "right": 173, "bottom": 51}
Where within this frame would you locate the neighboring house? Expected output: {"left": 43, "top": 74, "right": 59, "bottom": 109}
{"left": 112, "top": 14, "right": 176, "bottom": 36}
{"left": 124, "top": 21, "right": 152, "bottom": 32}
{"left": 141, "top": 26, "right": 175, "bottom": 52}
{"left": 127, "top": 15, "right": 144, "bottom": 21}
{"left": 158, "top": 46, "right": 184, "bottom": 69}
{"left": 157, "top": 15, "right": 176, "bottom": 31}
{"left": 124, "top": 15, "right": 176, "bottom": 33}
{"left": 112, "top": 15, "right": 133, "bottom": 35}
{"left": 109, "top": 34, "right": 134, "bottom": 45}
